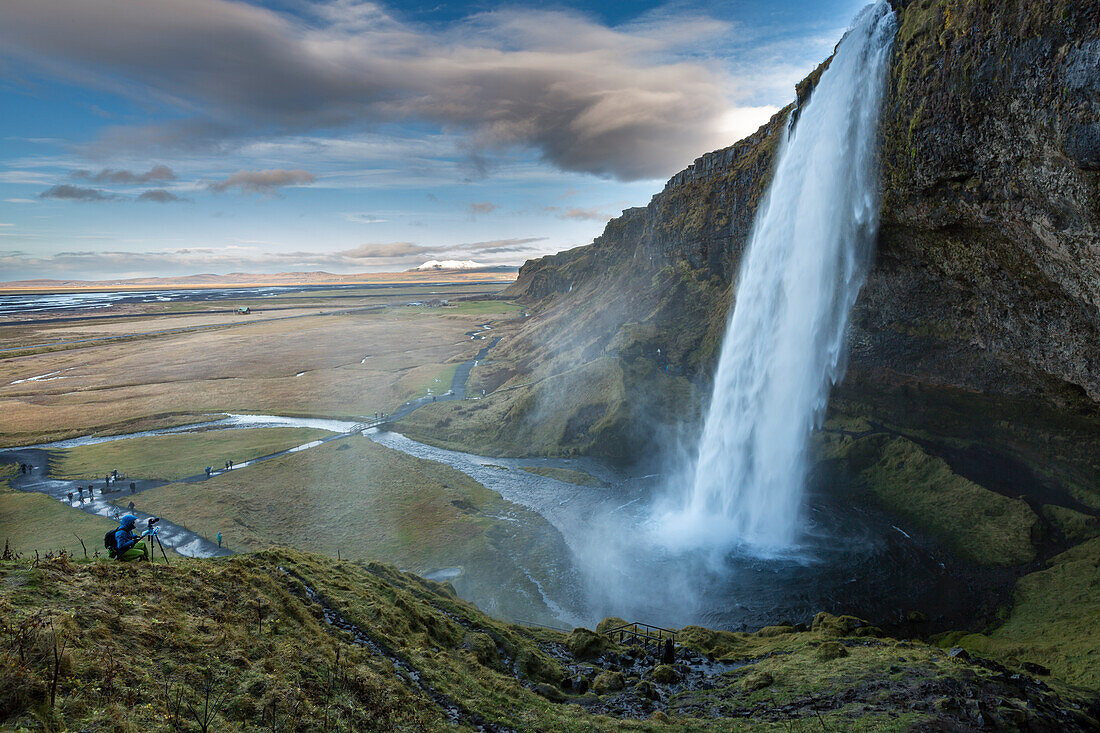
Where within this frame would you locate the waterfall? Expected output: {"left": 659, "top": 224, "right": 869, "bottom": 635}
{"left": 661, "top": 2, "right": 898, "bottom": 553}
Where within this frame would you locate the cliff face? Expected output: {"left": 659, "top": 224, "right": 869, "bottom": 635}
{"left": 401, "top": 0, "right": 1099, "bottom": 495}
{"left": 859, "top": 0, "right": 1100, "bottom": 404}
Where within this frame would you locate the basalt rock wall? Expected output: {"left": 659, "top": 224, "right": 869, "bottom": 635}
{"left": 494, "top": 0, "right": 1098, "bottom": 460}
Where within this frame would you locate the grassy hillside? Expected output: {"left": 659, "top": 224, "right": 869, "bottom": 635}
{"left": 2, "top": 550, "right": 1097, "bottom": 732}
{"left": 0, "top": 491, "right": 119, "bottom": 560}
{"left": 122, "top": 437, "right": 574, "bottom": 626}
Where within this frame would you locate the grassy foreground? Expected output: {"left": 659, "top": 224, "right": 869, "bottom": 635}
{"left": 2, "top": 550, "right": 1096, "bottom": 732}
{"left": 52, "top": 427, "right": 334, "bottom": 482}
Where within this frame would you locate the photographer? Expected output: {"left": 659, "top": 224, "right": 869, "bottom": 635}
{"left": 109, "top": 514, "right": 153, "bottom": 561}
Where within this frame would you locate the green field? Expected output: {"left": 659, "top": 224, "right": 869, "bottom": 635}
{"left": 415, "top": 364, "right": 460, "bottom": 398}
{"left": 0, "top": 490, "right": 122, "bottom": 558}
{"left": 125, "top": 436, "right": 572, "bottom": 624}
{"left": 53, "top": 427, "right": 334, "bottom": 481}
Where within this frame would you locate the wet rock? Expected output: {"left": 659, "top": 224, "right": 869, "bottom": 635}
{"left": 947, "top": 647, "right": 971, "bottom": 661}
{"left": 593, "top": 671, "right": 625, "bottom": 694}
{"left": 741, "top": 670, "right": 774, "bottom": 691}
{"left": 814, "top": 641, "right": 849, "bottom": 661}
{"left": 632, "top": 681, "right": 658, "bottom": 700}
{"left": 649, "top": 664, "right": 680, "bottom": 684}
{"left": 1021, "top": 661, "right": 1050, "bottom": 676}
{"left": 532, "top": 683, "right": 565, "bottom": 702}
{"left": 563, "top": 675, "right": 589, "bottom": 694}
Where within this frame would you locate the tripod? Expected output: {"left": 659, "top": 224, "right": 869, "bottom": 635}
{"left": 145, "top": 530, "right": 171, "bottom": 565}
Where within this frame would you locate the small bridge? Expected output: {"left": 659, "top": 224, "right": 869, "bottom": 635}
{"left": 601, "top": 621, "right": 677, "bottom": 653}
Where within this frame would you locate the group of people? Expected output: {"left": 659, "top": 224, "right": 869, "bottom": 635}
{"left": 204, "top": 459, "right": 235, "bottom": 478}
{"left": 16, "top": 462, "right": 32, "bottom": 474}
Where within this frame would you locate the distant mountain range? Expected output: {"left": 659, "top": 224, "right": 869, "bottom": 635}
{"left": 0, "top": 267, "right": 517, "bottom": 291}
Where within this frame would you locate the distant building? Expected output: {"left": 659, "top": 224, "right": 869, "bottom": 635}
{"left": 236, "top": 306, "right": 251, "bottom": 314}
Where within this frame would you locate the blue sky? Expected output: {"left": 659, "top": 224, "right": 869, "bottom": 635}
{"left": 0, "top": 0, "right": 869, "bottom": 280}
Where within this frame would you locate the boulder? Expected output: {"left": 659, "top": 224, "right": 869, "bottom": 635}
{"left": 592, "top": 671, "right": 626, "bottom": 694}
{"left": 566, "top": 628, "right": 612, "bottom": 659}
{"left": 532, "top": 683, "right": 565, "bottom": 703}
{"left": 649, "top": 664, "right": 680, "bottom": 684}
{"left": 814, "top": 641, "right": 849, "bottom": 661}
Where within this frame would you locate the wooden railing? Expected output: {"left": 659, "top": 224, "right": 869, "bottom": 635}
{"left": 601, "top": 622, "right": 677, "bottom": 651}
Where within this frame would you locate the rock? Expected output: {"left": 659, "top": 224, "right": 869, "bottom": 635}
{"left": 650, "top": 711, "right": 671, "bottom": 723}
{"left": 906, "top": 610, "right": 928, "bottom": 623}
{"left": 532, "top": 683, "right": 565, "bottom": 703}
{"left": 632, "top": 681, "right": 658, "bottom": 700}
{"left": 566, "top": 628, "right": 612, "bottom": 659}
{"left": 814, "top": 641, "right": 849, "bottom": 661}
{"left": 756, "top": 624, "right": 797, "bottom": 637}
{"left": 649, "top": 664, "right": 680, "bottom": 684}
{"left": 741, "top": 670, "right": 774, "bottom": 691}
{"left": 948, "top": 647, "right": 971, "bottom": 661}
{"left": 563, "top": 675, "right": 589, "bottom": 694}
{"left": 1022, "top": 661, "right": 1051, "bottom": 676}
{"left": 812, "top": 612, "right": 871, "bottom": 637}
{"left": 592, "top": 671, "right": 625, "bottom": 695}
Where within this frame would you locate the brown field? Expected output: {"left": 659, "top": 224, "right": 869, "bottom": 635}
{"left": 0, "top": 293, "right": 521, "bottom": 446}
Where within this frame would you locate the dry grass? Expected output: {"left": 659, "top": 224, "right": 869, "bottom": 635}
{"left": 0, "top": 307, "right": 510, "bottom": 446}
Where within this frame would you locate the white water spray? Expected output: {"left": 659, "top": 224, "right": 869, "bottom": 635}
{"left": 662, "top": 2, "right": 897, "bottom": 553}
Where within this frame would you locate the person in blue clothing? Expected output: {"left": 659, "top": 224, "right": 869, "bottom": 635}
{"left": 111, "top": 514, "right": 150, "bottom": 561}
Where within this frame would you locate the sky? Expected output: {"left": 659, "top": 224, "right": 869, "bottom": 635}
{"left": 0, "top": 0, "right": 870, "bottom": 280}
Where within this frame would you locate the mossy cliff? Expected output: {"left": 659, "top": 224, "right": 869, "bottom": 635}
{"left": 3, "top": 550, "right": 1098, "bottom": 731}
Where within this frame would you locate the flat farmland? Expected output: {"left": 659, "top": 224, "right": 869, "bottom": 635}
{"left": 0, "top": 293, "right": 520, "bottom": 446}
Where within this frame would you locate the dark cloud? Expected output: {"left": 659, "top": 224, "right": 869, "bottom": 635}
{"left": 39, "top": 184, "right": 116, "bottom": 201}
{"left": 209, "top": 169, "right": 315, "bottom": 194}
{"left": 467, "top": 202, "right": 496, "bottom": 215}
{"left": 72, "top": 165, "right": 176, "bottom": 184}
{"left": 0, "top": 0, "right": 734, "bottom": 180}
{"left": 137, "top": 188, "right": 189, "bottom": 203}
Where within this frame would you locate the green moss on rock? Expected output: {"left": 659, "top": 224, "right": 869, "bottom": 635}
{"left": 565, "top": 628, "right": 614, "bottom": 660}
{"left": 861, "top": 437, "right": 1040, "bottom": 565}
{"left": 592, "top": 670, "right": 625, "bottom": 694}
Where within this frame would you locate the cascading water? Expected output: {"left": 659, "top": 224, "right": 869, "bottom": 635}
{"left": 661, "top": 1, "right": 898, "bottom": 553}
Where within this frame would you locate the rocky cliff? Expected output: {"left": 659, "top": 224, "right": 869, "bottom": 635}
{"left": 396, "top": 0, "right": 1100, "bottom": 541}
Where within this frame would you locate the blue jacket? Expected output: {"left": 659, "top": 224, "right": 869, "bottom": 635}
{"left": 114, "top": 528, "right": 139, "bottom": 552}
